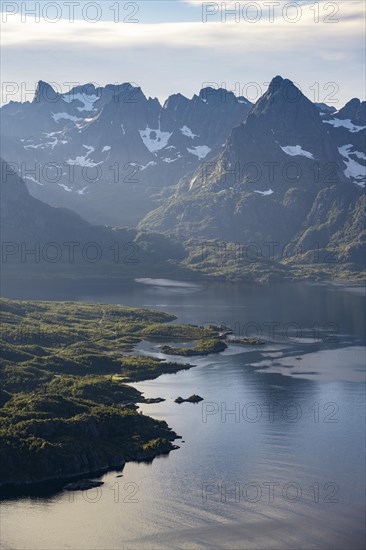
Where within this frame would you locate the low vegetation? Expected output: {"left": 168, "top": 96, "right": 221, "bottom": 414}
{"left": 160, "top": 338, "right": 227, "bottom": 356}
{"left": 0, "top": 298, "right": 212, "bottom": 489}
{"left": 0, "top": 298, "right": 268, "bottom": 489}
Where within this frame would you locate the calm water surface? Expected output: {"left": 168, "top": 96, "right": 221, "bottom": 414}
{"left": 1, "top": 281, "right": 365, "bottom": 549}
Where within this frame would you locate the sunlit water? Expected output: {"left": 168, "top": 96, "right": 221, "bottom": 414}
{"left": 1, "top": 281, "right": 365, "bottom": 549}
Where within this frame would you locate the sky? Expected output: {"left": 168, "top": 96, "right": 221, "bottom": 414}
{"left": 0, "top": 0, "right": 365, "bottom": 106}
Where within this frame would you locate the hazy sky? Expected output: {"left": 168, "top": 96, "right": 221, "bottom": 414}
{"left": 1, "top": 0, "right": 365, "bottom": 106}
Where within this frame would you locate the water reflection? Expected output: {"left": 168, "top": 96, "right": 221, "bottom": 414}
{"left": 0, "top": 281, "right": 365, "bottom": 549}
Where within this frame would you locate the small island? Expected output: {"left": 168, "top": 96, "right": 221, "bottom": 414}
{"left": 160, "top": 339, "right": 227, "bottom": 356}
{"left": 175, "top": 395, "right": 204, "bottom": 404}
{"left": 228, "top": 337, "right": 265, "bottom": 345}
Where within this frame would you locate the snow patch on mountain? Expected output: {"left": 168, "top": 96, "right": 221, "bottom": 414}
{"left": 162, "top": 157, "right": 178, "bottom": 163}
{"left": 102, "top": 146, "right": 111, "bottom": 152}
{"left": 140, "top": 161, "right": 157, "bottom": 171}
{"left": 338, "top": 145, "right": 366, "bottom": 186}
{"left": 139, "top": 126, "right": 172, "bottom": 153}
{"left": 62, "top": 92, "right": 99, "bottom": 112}
{"left": 48, "top": 137, "right": 59, "bottom": 149}
{"left": 187, "top": 145, "right": 211, "bottom": 159}
{"left": 254, "top": 189, "right": 274, "bottom": 196}
{"left": 52, "top": 112, "right": 83, "bottom": 123}
{"left": 66, "top": 145, "right": 102, "bottom": 168}
{"left": 180, "top": 126, "right": 198, "bottom": 139}
{"left": 280, "top": 145, "right": 314, "bottom": 159}
{"left": 25, "top": 175, "right": 43, "bottom": 186}
{"left": 24, "top": 135, "right": 68, "bottom": 150}
{"left": 24, "top": 143, "right": 44, "bottom": 150}
{"left": 58, "top": 183, "right": 73, "bottom": 192}
{"left": 44, "top": 131, "right": 60, "bottom": 138}
{"left": 323, "top": 118, "right": 366, "bottom": 133}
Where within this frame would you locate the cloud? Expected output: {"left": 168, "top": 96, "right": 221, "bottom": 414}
{"left": 1, "top": 1, "right": 364, "bottom": 105}
{"left": 1, "top": 5, "right": 364, "bottom": 52}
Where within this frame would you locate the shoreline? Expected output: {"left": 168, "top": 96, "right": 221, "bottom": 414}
{"left": 1, "top": 283, "right": 364, "bottom": 498}
{"left": 0, "top": 439, "right": 180, "bottom": 497}
{"left": 1, "top": 268, "right": 365, "bottom": 297}
{"left": 0, "top": 299, "right": 218, "bottom": 496}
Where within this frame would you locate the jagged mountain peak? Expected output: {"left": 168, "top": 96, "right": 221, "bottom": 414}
{"left": 268, "top": 74, "right": 286, "bottom": 91}
{"left": 250, "top": 76, "right": 312, "bottom": 117}
{"left": 113, "top": 83, "right": 150, "bottom": 104}
{"left": 336, "top": 98, "right": 366, "bottom": 125}
{"left": 180, "top": 74, "right": 365, "bottom": 198}
{"left": 340, "top": 97, "right": 362, "bottom": 109}
{"left": 67, "top": 83, "right": 98, "bottom": 96}
{"left": 199, "top": 86, "right": 248, "bottom": 105}
{"left": 163, "top": 93, "right": 190, "bottom": 110}
{"left": 33, "top": 80, "right": 59, "bottom": 103}
{"left": 266, "top": 75, "right": 305, "bottom": 97}
{"left": 33, "top": 81, "right": 150, "bottom": 106}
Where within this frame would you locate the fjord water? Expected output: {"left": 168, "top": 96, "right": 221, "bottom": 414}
{"left": 1, "top": 281, "right": 365, "bottom": 549}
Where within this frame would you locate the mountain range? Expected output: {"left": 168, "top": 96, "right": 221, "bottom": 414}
{"left": 0, "top": 81, "right": 251, "bottom": 227}
{"left": 1, "top": 76, "right": 365, "bottom": 278}
{"left": 140, "top": 77, "right": 366, "bottom": 269}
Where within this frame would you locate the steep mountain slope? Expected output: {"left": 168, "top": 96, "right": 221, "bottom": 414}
{"left": 0, "top": 157, "right": 295, "bottom": 284}
{"left": 0, "top": 158, "right": 187, "bottom": 280}
{"left": 139, "top": 77, "right": 365, "bottom": 269}
{"left": 0, "top": 82, "right": 251, "bottom": 227}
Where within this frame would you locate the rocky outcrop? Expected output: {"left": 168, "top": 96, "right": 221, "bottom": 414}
{"left": 175, "top": 395, "right": 204, "bottom": 404}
